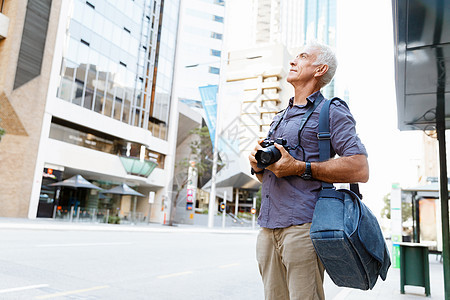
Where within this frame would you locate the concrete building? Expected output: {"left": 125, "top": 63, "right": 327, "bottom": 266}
{"left": 174, "top": 0, "right": 224, "bottom": 108}
{"left": 0, "top": 0, "right": 180, "bottom": 222}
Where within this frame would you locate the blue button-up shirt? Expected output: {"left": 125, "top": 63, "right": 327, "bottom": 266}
{"left": 258, "top": 91, "right": 368, "bottom": 229}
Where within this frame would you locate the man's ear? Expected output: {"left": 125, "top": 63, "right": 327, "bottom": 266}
{"left": 314, "top": 64, "right": 329, "bottom": 78}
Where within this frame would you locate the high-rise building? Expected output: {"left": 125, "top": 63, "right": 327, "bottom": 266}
{"left": 252, "top": 0, "right": 337, "bottom": 50}
{"left": 0, "top": 0, "right": 180, "bottom": 221}
{"left": 167, "top": 0, "right": 225, "bottom": 220}
{"left": 173, "top": 0, "right": 224, "bottom": 108}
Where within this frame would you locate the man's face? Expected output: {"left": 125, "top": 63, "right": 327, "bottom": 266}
{"left": 286, "top": 46, "right": 319, "bottom": 86}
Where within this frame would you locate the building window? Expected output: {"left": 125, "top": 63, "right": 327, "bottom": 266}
{"left": 209, "top": 66, "right": 220, "bottom": 74}
{"left": 211, "top": 32, "right": 223, "bottom": 40}
{"left": 49, "top": 119, "right": 166, "bottom": 169}
{"left": 210, "top": 49, "right": 221, "bottom": 57}
{"left": 213, "top": 15, "right": 224, "bottom": 23}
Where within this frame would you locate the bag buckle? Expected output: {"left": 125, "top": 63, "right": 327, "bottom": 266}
{"left": 317, "top": 132, "right": 331, "bottom": 140}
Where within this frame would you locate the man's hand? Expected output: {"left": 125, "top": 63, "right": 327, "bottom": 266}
{"left": 248, "top": 139, "right": 264, "bottom": 173}
{"left": 265, "top": 143, "right": 303, "bottom": 178}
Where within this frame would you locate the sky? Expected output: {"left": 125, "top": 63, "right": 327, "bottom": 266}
{"left": 335, "top": 0, "right": 424, "bottom": 214}
{"left": 225, "top": 0, "right": 427, "bottom": 216}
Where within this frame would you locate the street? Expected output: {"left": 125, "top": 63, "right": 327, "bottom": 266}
{"left": 0, "top": 223, "right": 443, "bottom": 300}
{"left": 0, "top": 228, "right": 265, "bottom": 299}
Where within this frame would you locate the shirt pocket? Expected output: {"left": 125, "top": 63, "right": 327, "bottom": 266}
{"left": 299, "top": 122, "right": 319, "bottom": 149}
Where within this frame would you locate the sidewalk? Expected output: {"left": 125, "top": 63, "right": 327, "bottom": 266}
{"left": 0, "top": 217, "right": 445, "bottom": 299}
{"left": 328, "top": 256, "right": 444, "bottom": 299}
{"left": 0, "top": 216, "right": 257, "bottom": 234}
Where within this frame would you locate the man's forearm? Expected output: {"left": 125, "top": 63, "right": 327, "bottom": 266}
{"left": 311, "top": 154, "right": 369, "bottom": 183}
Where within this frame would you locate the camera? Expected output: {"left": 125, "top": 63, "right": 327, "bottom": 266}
{"left": 255, "top": 138, "right": 289, "bottom": 169}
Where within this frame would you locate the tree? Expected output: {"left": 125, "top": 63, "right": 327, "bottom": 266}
{"left": 167, "top": 126, "right": 218, "bottom": 226}
{"left": 0, "top": 104, "right": 5, "bottom": 141}
{"left": 380, "top": 192, "right": 412, "bottom": 223}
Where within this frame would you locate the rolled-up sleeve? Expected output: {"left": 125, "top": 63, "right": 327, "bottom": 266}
{"left": 329, "top": 101, "right": 368, "bottom": 157}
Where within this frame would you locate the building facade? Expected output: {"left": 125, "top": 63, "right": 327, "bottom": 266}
{"left": 0, "top": 0, "right": 180, "bottom": 222}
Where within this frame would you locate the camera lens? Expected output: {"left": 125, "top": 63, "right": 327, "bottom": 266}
{"left": 259, "top": 150, "right": 273, "bottom": 164}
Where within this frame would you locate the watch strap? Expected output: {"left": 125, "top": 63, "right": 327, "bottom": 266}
{"left": 300, "top": 161, "right": 312, "bottom": 180}
{"left": 251, "top": 168, "right": 265, "bottom": 175}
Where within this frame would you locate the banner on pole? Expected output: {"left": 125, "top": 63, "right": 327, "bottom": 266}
{"left": 199, "top": 85, "right": 218, "bottom": 149}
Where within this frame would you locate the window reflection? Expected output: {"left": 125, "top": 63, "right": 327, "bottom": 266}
{"left": 57, "top": 0, "right": 176, "bottom": 141}
{"left": 49, "top": 121, "right": 165, "bottom": 169}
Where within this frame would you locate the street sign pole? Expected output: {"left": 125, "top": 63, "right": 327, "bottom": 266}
{"left": 222, "top": 191, "right": 227, "bottom": 228}
{"left": 252, "top": 195, "right": 256, "bottom": 229}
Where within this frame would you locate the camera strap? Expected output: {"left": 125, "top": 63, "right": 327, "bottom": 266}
{"left": 267, "top": 98, "right": 323, "bottom": 140}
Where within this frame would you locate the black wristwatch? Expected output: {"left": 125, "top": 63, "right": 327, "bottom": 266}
{"left": 300, "top": 161, "right": 312, "bottom": 180}
{"left": 251, "top": 168, "right": 265, "bottom": 175}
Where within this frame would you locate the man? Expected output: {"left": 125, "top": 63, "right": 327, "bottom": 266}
{"left": 248, "top": 40, "right": 369, "bottom": 300}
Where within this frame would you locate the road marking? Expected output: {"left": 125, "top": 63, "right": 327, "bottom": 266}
{"left": 157, "top": 271, "right": 193, "bottom": 279}
{"left": 218, "top": 263, "right": 240, "bottom": 269}
{"left": 332, "top": 288, "right": 352, "bottom": 300}
{"left": 35, "top": 285, "right": 109, "bottom": 299}
{"left": 36, "top": 242, "right": 132, "bottom": 247}
{"left": 0, "top": 284, "right": 49, "bottom": 294}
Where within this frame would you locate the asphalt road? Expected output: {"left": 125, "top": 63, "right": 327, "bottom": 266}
{"left": 0, "top": 228, "right": 266, "bottom": 299}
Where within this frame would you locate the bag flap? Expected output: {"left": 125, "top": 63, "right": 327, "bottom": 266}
{"left": 358, "top": 201, "right": 391, "bottom": 278}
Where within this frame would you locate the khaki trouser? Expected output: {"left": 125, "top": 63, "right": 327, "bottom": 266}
{"left": 256, "top": 223, "right": 325, "bottom": 300}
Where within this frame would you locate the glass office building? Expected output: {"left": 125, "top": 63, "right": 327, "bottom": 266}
{"left": 57, "top": 0, "right": 178, "bottom": 140}
{"left": 0, "top": 0, "right": 181, "bottom": 219}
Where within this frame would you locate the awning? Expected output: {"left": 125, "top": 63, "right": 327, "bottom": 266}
{"left": 119, "top": 156, "right": 157, "bottom": 177}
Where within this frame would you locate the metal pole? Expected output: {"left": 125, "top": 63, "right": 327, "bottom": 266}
{"left": 147, "top": 203, "right": 152, "bottom": 223}
{"left": 436, "top": 54, "right": 449, "bottom": 300}
{"left": 52, "top": 205, "right": 57, "bottom": 219}
{"left": 132, "top": 195, "right": 137, "bottom": 224}
{"left": 235, "top": 188, "right": 239, "bottom": 216}
{"left": 106, "top": 209, "right": 109, "bottom": 224}
{"left": 69, "top": 206, "right": 74, "bottom": 222}
{"left": 433, "top": 1, "right": 449, "bottom": 296}
{"left": 252, "top": 195, "right": 256, "bottom": 229}
{"left": 222, "top": 191, "right": 227, "bottom": 228}
{"left": 207, "top": 0, "right": 228, "bottom": 229}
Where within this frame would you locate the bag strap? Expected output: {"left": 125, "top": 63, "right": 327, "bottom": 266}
{"left": 318, "top": 98, "right": 362, "bottom": 199}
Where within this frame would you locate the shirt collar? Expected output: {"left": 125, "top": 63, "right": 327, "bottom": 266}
{"left": 289, "top": 90, "right": 324, "bottom": 107}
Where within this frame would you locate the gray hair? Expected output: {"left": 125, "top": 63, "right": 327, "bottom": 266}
{"left": 306, "top": 40, "right": 338, "bottom": 87}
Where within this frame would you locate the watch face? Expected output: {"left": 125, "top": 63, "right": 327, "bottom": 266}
{"left": 301, "top": 174, "right": 312, "bottom": 180}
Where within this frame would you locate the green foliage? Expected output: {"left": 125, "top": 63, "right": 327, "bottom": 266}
{"left": 0, "top": 126, "right": 5, "bottom": 141}
{"left": 237, "top": 212, "right": 252, "bottom": 220}
{"left": 175, "top": 126, "right": 214, "bottom": 180}
{"left": 380, "top": 194, "right": 391, "bottom": 220}
{"left": 0, "top": 107, "right": 5, "bottom": 141}
{"left": 107, "top": 216, "right": 121, "bottom": 224}
{"left": 380, "top": 193, "right": 413, "bottom": 223}
{"left": 255, "top": 187, "right": 261, "bottom": 213}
